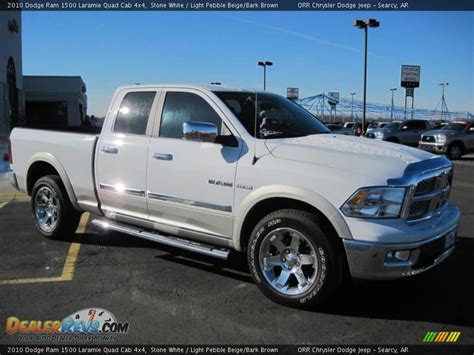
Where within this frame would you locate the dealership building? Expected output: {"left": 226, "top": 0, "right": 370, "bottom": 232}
{"left": 0, "top": 11, "right": 24, "bottom": 140}
{"left": 24, "top": 76, "right": 87, "bottom": 128}
{"left": 0, "top": 13, "right": 88, "bottom": 136}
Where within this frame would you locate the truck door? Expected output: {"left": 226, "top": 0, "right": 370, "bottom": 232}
{"left": 146, "top": 89, "right": 241, "bottom": 240}
{"left": 399, "top": 121, "right": 423, "bottom": 146}
{"left": 95, "top": 89, "right": 160, "bottom": 220}
{"left": 466, "top": 124, "right": 474, "bottom": 151}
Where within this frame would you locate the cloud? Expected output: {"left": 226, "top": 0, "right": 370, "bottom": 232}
{"left": 227, "top": 16, "right": 384, "bottom": 58}
{"left": 229, "top": 16, "right": 360, "bottom": 52}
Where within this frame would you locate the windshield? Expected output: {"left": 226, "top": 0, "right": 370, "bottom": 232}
{"left": 385, "top": 122, "right": 400, "bottom": 129}
{"left": 214, "top": 92, "right": 330, "bottom": 138}
{"left": 442, "top": 122, "right": 468, "bottom": 131}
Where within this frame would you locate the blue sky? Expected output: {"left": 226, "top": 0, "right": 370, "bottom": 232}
{"left": 22, "top": 11, "right": 473, "bottom": 116}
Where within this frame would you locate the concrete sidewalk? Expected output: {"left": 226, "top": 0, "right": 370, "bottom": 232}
{"left": 0, "top": 173, "right": 29, "bottom": 205}
{"left": 0, "top": 144, "right": 29, "bottom": 204}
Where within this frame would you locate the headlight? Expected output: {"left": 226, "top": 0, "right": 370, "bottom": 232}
{"left": 375, "top": 131, "right": 384, "bottom": 138}
{"left": 434, "top": 134, "right": 447, "bottom": 143}
{"left": 341, "top": 187, "right": 406, "bottom": 218}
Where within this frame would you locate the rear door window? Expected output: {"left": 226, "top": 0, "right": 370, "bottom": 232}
{"left": 114, "top": 91, "right": 156, "bottom": 135}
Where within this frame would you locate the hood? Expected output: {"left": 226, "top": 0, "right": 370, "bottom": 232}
{"left": 370, "top": 127, "right": 396, "bottom": 135}
{"left": 265, "top": 134, "right": 435, "bottom": 183}
{"left": 422, "top": 129, "right": 460, "bottom": 136}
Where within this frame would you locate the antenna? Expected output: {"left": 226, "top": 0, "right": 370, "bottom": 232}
{"left": 252, "top": 91, "right": 259, "bottom": 165}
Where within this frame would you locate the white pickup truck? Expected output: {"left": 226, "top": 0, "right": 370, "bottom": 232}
{"left": 8, "top": 84, "right": 460, "bottom": 308}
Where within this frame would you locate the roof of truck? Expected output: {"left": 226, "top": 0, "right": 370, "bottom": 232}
{"left": 115, "top": 83, "right": 261, "bottom": 93}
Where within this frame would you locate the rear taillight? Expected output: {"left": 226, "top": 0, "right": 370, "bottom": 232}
{"left": 7, "top": 140, "right": 13, "bottom": 164}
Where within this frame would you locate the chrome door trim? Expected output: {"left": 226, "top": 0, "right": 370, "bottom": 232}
{"left": 147, "top": 191, "right": 232, "bottom": 213}
{"left": 103, "top": 210, "right": 233, "bottom": 248}
{"left": 99, "top": 183, "right": 145, "bottom": 197}
{"left": 153, "top": 153, "right": 173, "bottom": 161}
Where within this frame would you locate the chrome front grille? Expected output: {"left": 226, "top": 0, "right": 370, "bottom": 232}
{"left": 414, "top": 177, "right": 437, "bottom": 196}
{"left": 408, "top": 200, "right": 431, "bottom": 220}
{"left": 406, "top": 168, "right": 452, "bottom": 222}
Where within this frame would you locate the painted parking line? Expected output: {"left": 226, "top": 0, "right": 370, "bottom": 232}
{"left": 0, "top": 212, "right": 90, "bottom": 285}
{"left": 0, "top": 193, "right": 30, "bottom": 208}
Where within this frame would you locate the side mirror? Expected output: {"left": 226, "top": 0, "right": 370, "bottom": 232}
{"left": 183, "top": 121, "right": 218, "bottom": 143}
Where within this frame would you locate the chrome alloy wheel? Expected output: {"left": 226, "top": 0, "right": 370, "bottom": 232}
{"left": 258, "top": 227, "right": 319, "bottom": 296}
{"left": 34, "top": 186, "right": 60, "bottom": 233}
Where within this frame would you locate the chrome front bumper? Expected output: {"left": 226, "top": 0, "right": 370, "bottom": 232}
{"left": 9, "top": 171, "right": 19, "bottom": 191}
{"left": 343, "top": 224, "right": 458, "bottom": 280}
{"left": 418, "top": 142, "right": 447, "bottom": 154}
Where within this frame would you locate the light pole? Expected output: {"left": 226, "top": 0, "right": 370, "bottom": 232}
{"left": 350, "top": 92, "right": 356, "bottom": 120}
{"left": 257, "top": 61, "right": 273, "bottom": 90}
{"left": 354, "top": 19, "right": 380, "bottom": 134}
{"left": 439, "top": 82, "right": 449, "bottom": 121}
{"left": 390, "top": 88, "right": 397, "bottom": 121}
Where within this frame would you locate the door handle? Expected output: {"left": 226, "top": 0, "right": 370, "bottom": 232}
{"left": 101, "top": 146, "right": 118, "bottom": 154}
{"left": 153, "top": 153, "right": 173, "bottom": 161}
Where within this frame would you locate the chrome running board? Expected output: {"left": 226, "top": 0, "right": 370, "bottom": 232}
{"left": 92, "top": 219, "right": 229, "bottom": 260}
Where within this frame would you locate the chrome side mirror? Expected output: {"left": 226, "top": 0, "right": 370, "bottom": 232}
{"left": 183, "top": 121, "right": 218, "bottom": 143}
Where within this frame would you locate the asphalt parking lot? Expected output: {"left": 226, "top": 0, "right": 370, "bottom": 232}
{"left": 0, "top": 157, "right": 473, "bottom": 345}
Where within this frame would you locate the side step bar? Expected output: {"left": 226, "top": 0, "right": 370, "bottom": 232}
{"left": 92, "top": 219, "right": 230, "bottom": 260}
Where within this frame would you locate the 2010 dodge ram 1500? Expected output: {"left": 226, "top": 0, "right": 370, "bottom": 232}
{"left": 8, "top": 84, "right": 460, "bottom": 308}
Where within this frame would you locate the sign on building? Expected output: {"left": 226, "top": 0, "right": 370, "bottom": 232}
{"left": 327, "top": 92, "right": 340, "bottom": 105}
{"left": 401, "top": 65, "right": 421, "bottom": 88}
{"left": 287, "top": 87, "right": 299, "bottom": 100}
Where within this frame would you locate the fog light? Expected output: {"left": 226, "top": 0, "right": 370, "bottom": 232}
{"left": 386, "top": 250, "right": 411, "bottom": 262}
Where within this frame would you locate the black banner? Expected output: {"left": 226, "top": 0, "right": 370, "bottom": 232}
{"left": 0, "top": 345, "right": 474, "bottom": 355}
{"left": 1, "top": 0, "right": 473, "bottom": 11}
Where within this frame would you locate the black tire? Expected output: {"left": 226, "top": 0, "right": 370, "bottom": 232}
{"left": 31, "top": 175, "right": 81, "bottom": 239}
{"left": 447, "top": 142, "right": 463, "bottom": 160}
{"left": 247, "top": 209, "right": 344, "bottom": 308}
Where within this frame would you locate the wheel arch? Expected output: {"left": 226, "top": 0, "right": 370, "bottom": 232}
{"left": 26, "top": 153, "right": 81, "bottom": 211}
{"left": 233, "top": 186, "right": 352, "bottom": 252}
{"left": 448, "top": 140, "right": 466, "bottom": 152}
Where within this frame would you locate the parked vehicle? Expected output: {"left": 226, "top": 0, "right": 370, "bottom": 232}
{"left": 419, "top": 120, "right": 474, "bottom": 160}
{"left": 366, "top": 121, "right": 388, "bottom": 134}
{"left": 339, "top": 122, "right": 362, "bottom": 136}
{"left": 366, "top": 120, "right": 432, "bottom": 146}
{"left": 8, "top": 84, "right": 459, "bottom": 308}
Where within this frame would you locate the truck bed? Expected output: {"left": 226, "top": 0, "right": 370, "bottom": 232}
{"left": 10, "top": 128, "right": 100, "bottom": 213}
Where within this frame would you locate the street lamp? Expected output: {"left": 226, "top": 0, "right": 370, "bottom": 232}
{"left": 350, "top": 92, "right": 356, "bottom": 120}
{"left": 439, "top": 82, "right": 449, "bottom": 121}
{"left": 390, "top": 88, "right": 397, "bottom": 121}
{"left": 257, "top": 61, "right": 273, "bottom": 90}
{"left": 353, "top": 18, "right": 380, "bottom": 134}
